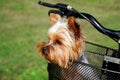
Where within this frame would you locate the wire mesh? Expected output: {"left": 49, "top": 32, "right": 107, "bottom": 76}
{"left": 48, "top": 41, "right": 120, "bottom": 80}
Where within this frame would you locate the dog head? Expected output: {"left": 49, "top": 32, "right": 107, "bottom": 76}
{"left": 37, "top": 13, "right": 84, "bottom": 68}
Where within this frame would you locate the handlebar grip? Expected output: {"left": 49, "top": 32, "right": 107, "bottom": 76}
{"left": 38, "top": 1, "right": 73, "bottom": 11}
{"left": 38, "top": 1, "right": 55, "bottom": 8}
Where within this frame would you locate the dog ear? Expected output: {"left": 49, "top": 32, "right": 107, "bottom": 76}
{"left": 49, "top": 13, "right": 61, "bottom": 26}
{"left": 68, "top": 16, "right": 80, "bottom": 38}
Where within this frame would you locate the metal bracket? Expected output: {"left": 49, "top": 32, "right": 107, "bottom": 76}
{"left": 104, "top": 55, "right": 120, "bottom": 64}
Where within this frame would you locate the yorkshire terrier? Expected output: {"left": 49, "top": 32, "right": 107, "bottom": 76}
{"left": 36, "top": 13, "right": 84, "bottom": 68}
{"left": 36, "top": 13, "right": 100, "bottom": 80}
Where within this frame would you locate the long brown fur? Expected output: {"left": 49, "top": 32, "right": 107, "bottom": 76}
{"left": 36, "top": 13, "right": 84, "bottom": 68}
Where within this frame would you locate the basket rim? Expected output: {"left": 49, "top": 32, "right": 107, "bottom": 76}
{"left": 85, "top": 41, "right": 118, "bottom": 52}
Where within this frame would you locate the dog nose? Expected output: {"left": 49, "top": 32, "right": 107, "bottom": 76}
{"left": 42, "top": 47, "right": 47, "bottom": 54}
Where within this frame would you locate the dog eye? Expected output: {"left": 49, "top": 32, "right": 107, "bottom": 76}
{"left": 55, "top": 40, "right": 62, "bottom": 45}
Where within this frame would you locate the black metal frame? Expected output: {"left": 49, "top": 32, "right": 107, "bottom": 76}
{"left": 38, "top": 1, "right": 120, "bottom": 80}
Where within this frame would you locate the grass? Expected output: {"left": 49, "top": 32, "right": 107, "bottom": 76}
{"left": 0, "top": 0, "right": 119, "bottom": 80}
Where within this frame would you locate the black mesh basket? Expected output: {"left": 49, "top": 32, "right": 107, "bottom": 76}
{"left": 47, "top": 41, "right": 120, "bottom": 80}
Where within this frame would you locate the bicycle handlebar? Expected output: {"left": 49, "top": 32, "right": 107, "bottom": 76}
{"left": 39, "top": 1, "right": 73, "bottom": 11}
{"left": 38, "top": 1, "right": 120, "bottom": 44}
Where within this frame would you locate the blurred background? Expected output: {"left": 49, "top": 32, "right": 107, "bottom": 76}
{"left": 0, "top": 0, "right": 119, "bottom": 80}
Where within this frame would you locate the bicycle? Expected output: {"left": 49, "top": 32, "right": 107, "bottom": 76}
{"left": 38, "top": 1, "right": 120, "bottom": 80}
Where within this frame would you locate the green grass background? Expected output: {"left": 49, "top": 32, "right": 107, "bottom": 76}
{"left": 0, "top": 0, "right": 119, "bottom": 80}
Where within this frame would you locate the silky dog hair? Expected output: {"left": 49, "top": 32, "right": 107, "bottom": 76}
{"left": 36, "top": 13, "right": 84, "bottom": 68}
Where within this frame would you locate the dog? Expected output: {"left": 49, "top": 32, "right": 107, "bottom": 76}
{"left": 36, "top": 13, "right": 100, "bottom": 80}
{"left": 37, "top": 13, "right": 84, "bottom": 68}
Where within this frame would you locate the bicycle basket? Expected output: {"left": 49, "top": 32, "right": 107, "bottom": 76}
{"left": 47, "top": 41, "right": 120, "bottom": 80}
